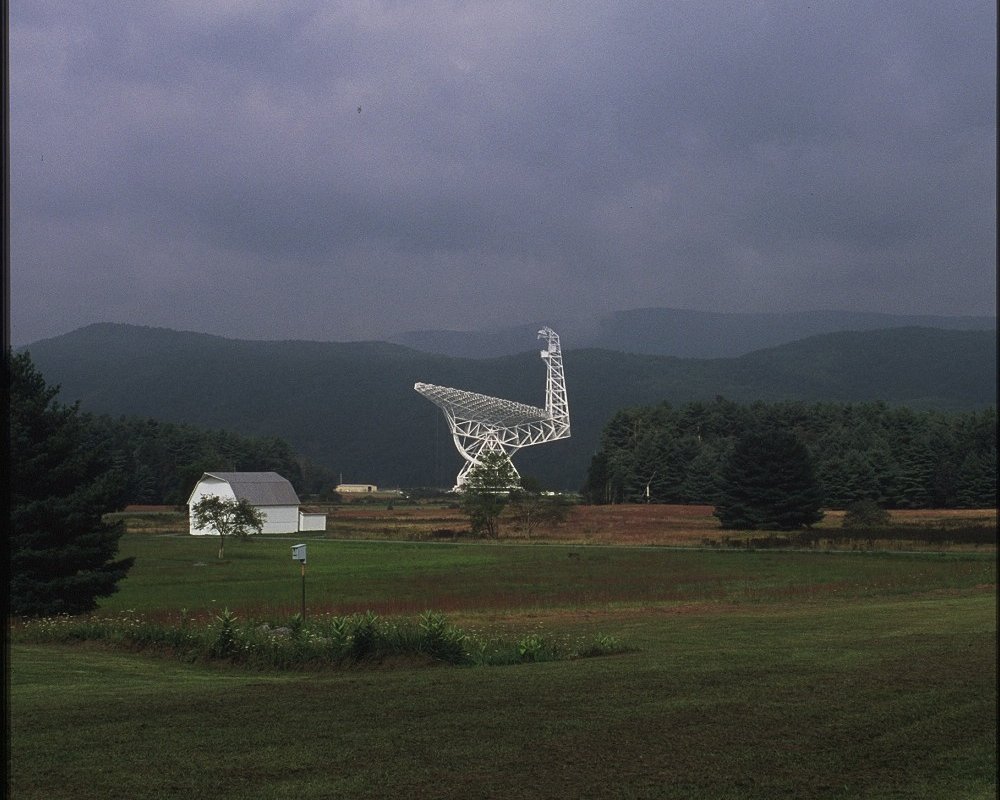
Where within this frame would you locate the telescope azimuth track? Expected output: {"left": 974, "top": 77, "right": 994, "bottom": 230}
{"left": 415, "top": 326, "right": 571, "bottom": 490}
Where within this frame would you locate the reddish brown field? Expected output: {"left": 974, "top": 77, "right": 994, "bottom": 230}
{"left": 320, "top": 502, "right": 997, "bottom": 549}
{"left": 329, "top": 502, "right": 725, "bottom": 544}
{"left": 543, "top": 503, "right": 720, "bottom": 545}
{"left": 323, "top": 502, "right": 716, "bottom": 544}
{"left": 112, "top": 502, "right": 997, "bottom": 550}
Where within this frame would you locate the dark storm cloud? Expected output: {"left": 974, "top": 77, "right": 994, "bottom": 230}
{"left": 10, "top": 0, "right": 996, "bottom": 345}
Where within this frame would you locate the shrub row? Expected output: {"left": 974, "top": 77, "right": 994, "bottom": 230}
{"left": 11, "top": 609, "right": 628, "bottom": 670}
{"left": 714, "top": 525, "right": 996, "bottom": 549}
{"left": 801, "top": 525, "right": 996, "bottom": 546}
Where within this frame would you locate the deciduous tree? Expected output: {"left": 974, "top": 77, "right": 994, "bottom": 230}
{"left": 507, "top": 480, "right": 571, "bottom": 538}
{"left": 842, "top": 499, "right": 891, "bottom": 528}
{"left": 191, "top": 495, "right": 265, "bottom": 559}
{"left": 460, "top": 452, "right": 519, "bottom": 538}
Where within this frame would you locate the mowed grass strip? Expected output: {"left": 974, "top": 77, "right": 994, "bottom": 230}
{"left": 10, "top": 593, "right": 996, "bottom": 800}
{"left": 98, "top": 533, "right": 996, "bottom": 619}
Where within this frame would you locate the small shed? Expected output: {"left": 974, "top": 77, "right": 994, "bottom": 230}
{"left": 298, "top": 508, "right": 328, "bottom": 532}
{"left": 188, "top": 472, "right": 324, "bottom": 535}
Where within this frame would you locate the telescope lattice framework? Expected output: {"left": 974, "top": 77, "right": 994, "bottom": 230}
{"left": 415, "top": 326, "right": 570, "bottom": 490}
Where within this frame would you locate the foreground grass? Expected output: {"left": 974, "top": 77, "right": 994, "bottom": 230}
{"left": 11, "top": 594, "right": 995, "bottom": 799}
{"left": 10, "top": 535, "right": 997, "bottom": 799}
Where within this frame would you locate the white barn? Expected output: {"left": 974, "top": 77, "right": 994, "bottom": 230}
{"left": 188, "top": 472, "right": 325, "bottom": 535}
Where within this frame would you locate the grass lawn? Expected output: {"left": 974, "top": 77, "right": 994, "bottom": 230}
{"left": 9, "top": 527, "right": 998, "bottom": 799}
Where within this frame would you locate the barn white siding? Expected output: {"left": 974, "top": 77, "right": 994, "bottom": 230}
{"left": 260, "top": 505, "right": 300, "bottom": 534}
{"left": 188, "top": 476, "right": 238, "bottom": 535}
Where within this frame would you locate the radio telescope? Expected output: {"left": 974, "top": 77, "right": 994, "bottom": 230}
{"left": 415, "top": 326, "right": 570, "bottom": 490}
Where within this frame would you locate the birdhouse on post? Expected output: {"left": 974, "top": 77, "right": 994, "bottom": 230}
{"left": 291, "top": 544, "right": 307, "bottom": 620}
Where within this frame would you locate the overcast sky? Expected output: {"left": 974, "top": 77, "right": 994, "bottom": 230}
{"left": 10, "top": 0, "right": 997, "bottom": 346}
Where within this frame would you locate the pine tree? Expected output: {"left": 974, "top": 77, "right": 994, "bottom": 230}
{"left": 955, "top": 451, "right": 998, "bottom": 508}
{"left": 681, "top": 446, "right": 725, "bottom": 504}
{"left": 819, "top": 450, "right": 881, "bottom": 508}
{"left": 10, "top": 351, "right": 134, "bottom": 617}
{"left": 714, "top": 427, "right": 824, "bottom": 530}
{"left": 582, "top": 451, "right": 625, "bottom": 504}
{"left": 895, "top": 439, "right": 936, "bottom": 508}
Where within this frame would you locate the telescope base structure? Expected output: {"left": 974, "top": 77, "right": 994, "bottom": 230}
{"left": 414, "top": 327, "right": 570, "bottom": 491}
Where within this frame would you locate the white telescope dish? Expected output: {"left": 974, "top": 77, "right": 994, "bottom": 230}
{"left": 415, "top": 326, "right": 570, "bottom": 490}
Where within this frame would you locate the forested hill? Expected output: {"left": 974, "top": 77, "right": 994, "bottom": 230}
{"left": 390, "top": 308, "right": 997, "bottom": 358}
{"left": 22, "top": 323, "right": 997, "bottom": 490}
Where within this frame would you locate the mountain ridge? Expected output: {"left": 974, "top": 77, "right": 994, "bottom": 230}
{"left": 21, "top": 322, "right": 997, "bottom": 490}
{"left": 388, "top": 307, "right": 996, "bottom": 359}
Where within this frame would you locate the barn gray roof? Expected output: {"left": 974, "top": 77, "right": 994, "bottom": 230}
{"left": 204, "top": 472, "right": 301, "bottom": 506}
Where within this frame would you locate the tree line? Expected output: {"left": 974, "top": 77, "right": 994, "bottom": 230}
{"left": 84, "top": 415, "right": 338, "bottom": 505}
{"left": 582, "top": 398, "right": 997, "bottom": 509}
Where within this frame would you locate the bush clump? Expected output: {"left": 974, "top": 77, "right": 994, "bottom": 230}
{"left": 11, "top": 609, "right": 629, "bottom": 670}
{"left": 842, "top": 500, "right": 892, "bottom": 528}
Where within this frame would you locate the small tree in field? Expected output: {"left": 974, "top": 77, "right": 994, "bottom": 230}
{"left": 461, "top": 452, "right": 519, "bottom": 539}
{"left": 191, "top": 496, "right": 265, "bottom": 559}
{"left": 508, "top": 477, "right": 572, "bottom": 538}
{"left": 842, "top": 499, "right": 891, "bottom": 528}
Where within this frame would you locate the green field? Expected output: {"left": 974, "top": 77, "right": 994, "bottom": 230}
{"left": 10, "top": 533, "right": 998, "bottom": 799}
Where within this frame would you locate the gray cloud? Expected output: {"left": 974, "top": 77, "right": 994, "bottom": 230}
{"left": 11, "top": 0, "right": 996, "bottom": 345}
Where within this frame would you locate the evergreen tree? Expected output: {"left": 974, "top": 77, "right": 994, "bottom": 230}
{"left": 658, "top": 437, "right": 701, "bottom": 503}
{"left": 867, "top": 446, "right": 903, "bottom": 508}
{"left": 714, "top": 427, "right": 824, "bottom": 530}
{"left": 818, "top": 450, "right": 880, "bottom": 508}
{"left": 582, "top": 451, "right": 617, "bottom": 504}
{"left": 9, "top": 351, "right": 134, "bottom": 616}
{"left": 627, "top": 432, "right": 669, "bottom": 502}
{"left": 681, "top": 445, "right": 725, "bottom": 504}
{"left": 895, "top": 438, "right": 936, "bottom": 508}
{"left": 955, "top": 451, "right": 998, "bottom": 508}
{"left": 582, "top": 448, "right": 630, "bottom": 504}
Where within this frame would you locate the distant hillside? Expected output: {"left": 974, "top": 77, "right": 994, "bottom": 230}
{"left": 389, "top": 308, "right": 996, "bottom": 358}
{"left": 22, "top": 323, "right": 997, "bottom": 490}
